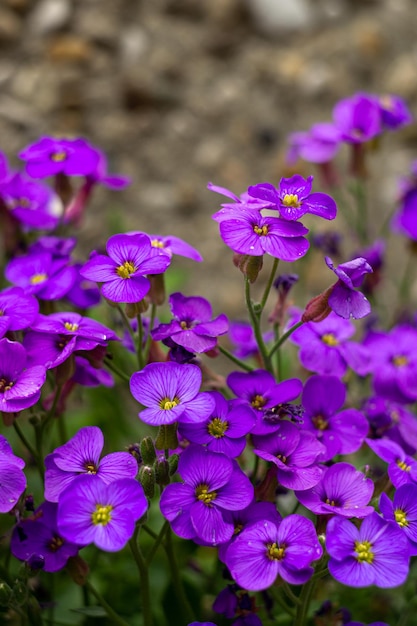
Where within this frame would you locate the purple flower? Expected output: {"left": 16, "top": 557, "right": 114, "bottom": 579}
{"left": 392, "top": 187, "right": 417, "bottom": 240}
{"left": 0, "top": 287, "right": 39, "bottom": 339}
{"left": 0, "top": 338, "right": 46, "bottom": 413}
{"left": 160, "top": 445, "right": 254, "bottom": 545}
{"left": 332, "top": 94, "right": 382, "bottom": 143}
{"left": 326, "top": 512, "right": 410, "bottom": 587}
{"left": 29, "top": 235, "right": 77, "bottom": 258}
{"left": 295, "top": 463, "right": 374, "bottom": 518}
{"left": 248, "top": 175, "right": 337, "bottom": 222}
{"left": 228, "top": 321, "right": 274, "bottom": 360}
{"left": 131, "top": 232, "right": 203, "bottom": 262}
{"left": 208, "top": 182, "right": 274, "bottom": 222}
{"left": 80, "top": 233, "right": 170, "bottom": 303}
{"left": 19, "top": 137, "right": 101, "bottom": 178}
{"left": 11, "top": 501, "right": 79, "bottom": 572}
{"left": 5, "top": 251, "right": 76, "bottom": 300}
{"left": 291, "top": 311, "right": 371, "bottom": 377}
{"left": 219, "top": 211, "right": 310, "bottom": 261}
{"left": 72, "top": 356, "right": 114, "bottom": 388}
{"left": 363, "top": 396, "right": 417, "bottom": 455}
{"left": 178, "top": 391, "right": 256, "bottom": 457}
{"left": 226, "top": 370, "right": 303, "bottom": 435}
{"left": 65, "top": 263, "right": 101, "bottom": 309}
{"left": 151, "top": 292, "right": 228, "bottom": 353}
{"left": 57, "top": 476, "right": 147, "bottom": 551}
{"left": 365, "top": 438, "right": 417, "bottom": 488}
{"left": 325, "top": 256, "right": 372, "bottom": 319}
{"left": 0, "top": 172, "right": 62, "bottom": 230}
{"left": 378, "top": 94, "right": 413, "bottom": 130}
{"left": 44, "top": 426, "right": 138, "bottom": 502}
{"left": 301, "top": 375, "right": 369, "bottom": 461}
{"left": 225, "top": 515, "right": 322, "bottom": 590}
{"left": 253, "top": 421, "right": 324, "bottom": 490}
{"left": 130, "top": 362, "right": 215, "bottom": 427}
{"left": 380, "top": 484, "right": 417, "bottom": 555}
{"left": 0, "top": 435, "right": 26, "bottom": 512}
{"left": 287, "top": 123, "right": 341, "bottom": 165}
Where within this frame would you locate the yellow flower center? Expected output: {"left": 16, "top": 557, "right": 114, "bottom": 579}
{"left": 84, "top": 462, "right": 98, "bottom": 474}
{"left": 116, "top": 261, "right": 136, "bottom": 279}
{"left": 64, "top": 322, "right": 79, "bottom": 331}
{"left": 394, "top": 509, "right": 409, "bottom": 528}
{"left": 251, "top": 394, "right": 266, "bottom": 410}
{"left": 207, "top": 417, "right": 229, "bottom": 439}
{"left": 266, "top": 542, "right": 286, "bottom": 561}
{"left": 195, "top": 484, "right": 217, "bottom": 506}
{"left": 180, "top": 320, "right": 190, "bottom": 330}
{"left": 151, "top": 239, "right": 165, "bottom": 249}
{"left": 321, "top": 333, "right": 339, "bottom": 347}
{"left": 0, "top": 378, "right": 14, "bottom": 393}
{"left": 282, "top": 193, "right": 301, "bottom": 208}
{"left": 397, "top": 459, "right": 411, "bottom": 472}
{"left": 325, "top": 498, "right": 337, "bottom": 506}
{"left": 49, "top": 536, "right": 64, "bottom": 552}
{"left": 392, "top": 355, "right": 408, "bottom": 367}
{"left": 159, "top": 396, "right": 180, "bottom": 410}
{"left": 253, "top": 225, "right": 269, "bottom": 236}
{"left": 51, "top": 151, "right": 67, "bottom": 162}
{"left": 354, "top": 540, "right": 374, "bottom": 564}
{"left": 312, "top": 414, "right": 328, "bottom": 430}
{"left": 30, "top": 273, "right": 48, "bottom": 285}
{"left": 92, "top": 504, "right": 113, "bottom": 526}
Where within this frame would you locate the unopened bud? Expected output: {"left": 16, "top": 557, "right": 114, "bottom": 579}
{"left": 168, "top": 454, "right": 179, "bottom": 476}
{"left": 66, "top": 556, "right": 90, "bottom": 586}
{"left": 301, "top": 287, "right": 332, "bottom": 323}
{"left": 146, "top": 274, "right": 166, "bottom": 306}
{"left": 0, "top": 581, "right": 12, "bottom": 606}
{"left": 233, "top": 253, "right": 263, "bottom": 283}
{"left": 155, "top": 424, "right": 178, "bottom": 451}
{"left": 12, "top": 580, "right": 27, "bottom": 606}
{"left": 125, "top": 300, "right": 149, "bottom": 318}
{"left": 138, "top": 465, "right": 155, "bottom": 498}
{"left": 155, "top": 458, "right": 170, "bottom": 487}
{"left": 140, "top": 437, "right": 157, "bottom": 465}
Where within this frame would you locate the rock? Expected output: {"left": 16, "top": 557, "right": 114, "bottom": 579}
{"left": 47, "top": 36, "right": 93, "bottom": 63}
{"left": 0, "top": 8, "right": 21, "bottom": 42}
{"left": 119, "top": 27, "right": 149, "bottom": 67}
{"left": 28, "top": 0, "right": 72, "bottom": 36}
{"left": 383, "top": 53, "right": 417, "bottom": 98}
{"left": 245, "top": 0, "right": 314, "bottom": 34}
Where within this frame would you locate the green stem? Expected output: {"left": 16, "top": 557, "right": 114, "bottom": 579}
{"left": 129, "top": 529, "right": 153, "bottom": 626}
{"left": 142, "top": 524, "right": 158, "bottom": 540}
{"left": 260, "top": 258, "right": 279, "bottom": 311}
{"left": 282, "top": 581, "right": 301, "bottom": 606}
{"left": 103, "top": 357, "right": 131, "bottom": 384}
{"left": 350, "top": 177, "right": 368, "bottom": 244}
{"left": 293, "top": 575, "right": 317, "bottom": 626}
{"left": 273, "top": 587, "right": 295, "bottom": 617}
{"left": 13, "top": 421, "right": 44, "bottom": 478}
{"left": 268, "top": 320, "right": 304, "bottom": 359}
{"left": 251, "top": 454, "right": 260, "bottom": 485}
{"left": 85, "top": 580, "right": 130, "bottom": 626}
{"left": 245, "top": 276, "right": 271, "bottom": 372}
{"left": 116, "top": 304, "right": 136, "bottom": 347}
{"left": 273, "top": 324, "right": 282, "bottom": 381}
{"left": 146, "top": 520, "right": 169, "bottom": 565}
{"left": 218, "top": 345, "right": 254, "bottom": 373}
{"left": 164, "top": 528, "right": 194, "bottom": 624}
{"left": 143, "top": 303, "right": 157, "bottom": 363}
{"left": 136, "top": 314, "right": 144, "bottom": 370}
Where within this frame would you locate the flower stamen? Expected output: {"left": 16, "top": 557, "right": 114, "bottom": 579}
{"left": 207, "top": 417, "right": 229, "bottom": 439}
{"left": 92, "top": 504, "right": 113, "bottom": 526}
{"left": 116, "top": 261, "right": 136, "bottom": 279}
{"left": 354, "top": 540, "right": 374, "bottom": 563}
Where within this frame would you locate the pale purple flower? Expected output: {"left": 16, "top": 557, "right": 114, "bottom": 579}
{"left": 363, "top": 396, "right": 417, "bottom": 455}
{"left": 0, "top": 287, "right": 39, "bottom": 339}
{"left": 287, "top": 123, "right": 341, "bottom": 165}
{"left": 19, "top": 137, "right": 100, "bottom": 178}
{"left": 325, "top": 256, "right": 372, "bottom": 319}
{"left": 228, "top": 321, "right": 273, "bottom": 360}
{"left": 131, "top": 231, "right": 202, "bottom": 262}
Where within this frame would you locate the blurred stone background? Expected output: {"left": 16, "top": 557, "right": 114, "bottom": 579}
{"left": 1, "top": 0, "right": 416, "bottom": 315}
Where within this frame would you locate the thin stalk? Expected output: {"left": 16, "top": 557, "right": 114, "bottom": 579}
{"left": 245, "top": 277, "right": 271, "bottom": 372}
{"left": 282, "top": 581, "right": 301, "bottom": 606}
{"left": 268, "top": 320, "right": 304, "bottom": 359}
{"left": 136, "top": 314, "right": 144, "bottom": 370}
{"left": 146, "top": 520, "right": 169, "bottom": 565}
{"left": 13, "top": 421, "right": 44, "bottom": 478}
{"left": 218, "top": 345, "right": 254, "bottom": 373}
{"left": 103, "top": 357, "right": 131, "bottom": 384}
{"left": 164, "top": 528, "right": 194, "bottom": 624}
{"left": 293, "top": 575, "right": 317, "bottom": 626}
{"left": 273, "top": 324, "right": 282, "bottom": 381}
{"left": 260, "top": 258, "right": 279, "bottom": 311}
{"left": 143, "top": 303, "right": 157, "bottom": 364}
{"left": 273, "top": 587, "right": 295, "bottom": 617}
{"left": 85, "top": 580, "right": 130, "bottom": 626}
{"left": 251, "top": 454, "right": 260, "bottom": 486}
{"left": 129, "top": 529, "right": 153, "bottom": 626}
{"left": 116, "top": 304, "right": 136, "bottom": 346}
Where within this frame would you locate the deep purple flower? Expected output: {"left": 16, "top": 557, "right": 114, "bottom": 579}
{"left": 295, "top": 463, "right": 374, "bottom": 518}
{"left": 325, "top": 256, "right": 372, "bottom": 319}
{"left": 332, "top": 94, "right": 382, "bottom": 143}
{"left": 72, "top": 356, "right": 114, "bottom": 388}
{"left": 345, "top": 622, "right": 389, "bottom": 626}
{"left": 208, "top": 182, "right": 274, "bottom": 223}
{"left": 131, "top": 232, "right": 203, "bottom": 262}
{"left": 219, "top": 211, "right": 310, "bottom": 261}
{"left": 227, "top": 370, "right": 303, "bottom": 435}
{"left": 160, "top": 445, "right": 254, "bottom": 545}
{"left": 225, "top": 515, "right": 322, "bottom": 590}
{"left": 311, "top": 231, "right": 343, "bottom": 257}
{"left": 228, "top": 321, "right": 274, "bottom": 360}
{"left": 178, "top": 391, "right": 256, "bottom": 457}
{"left": 130, "top": 362, "right": 215, "bottom": 426}
{"left": 213, "top": 585, "right": 262, "bottom": 626}
{"left": 0, "top": 287, "right": 39, "bottom": 339}
{"left": 0, "top": 434, "right": 26, "bottom": 512}
{"left": 58, "top": 476, "right": 147, "bottom": 551}
{"left": 80, "top": 233, "right": 170, "bottom": 303}
{"left": 44, "top": 426, "right": 138, "bottom": 502}
{"left": 253, "top": 421, "right": 325, "bottom": 490}
{"left": 365, "top": 438, "right": 417, "bottom": 488}
{"left": 363, "top": 396, "right": 417, "bottom": 455}
{"left": 5, "top": 251, "right": 76, "bottom": 300}
{"left": 326, "top": 512, "right": 410, "bottom": 587}
{"left": 291, "top": 311, "right": 371, "bottom": 377}
{"left": 0, "top": 338, "right": 46, "bottom": 413}
{"left": 287, "top": 123, "right": 341, "bottom": 165}
{"left": 11, "top": 501, "right": 79, "bottom": 572}
{"left": 380, "top": 484, "right": 417, "bottom": 555}
{"left": 151, "top": 292, "right": 228, "bottom": 353}
{"left": 301, "top": 375, "right": 369, "bottom": 460}
{"left": 29, "top": 235, "right": 77, "bottom": 259}
{"left": 378, "top": 94, "right": 413, "bottom": 130}
{"left": 65, "top": 263, "right": 101, "bottom": 309}
{"left": 188, "top": 623, "right": 217, "bottom": 626}
{"left": 392, "top": 187, "right": 417, "bottom": 240}
{"left": 248, "top": 175, "right": 337, "bottom": 222}
{"left": 19, "top": 137, "right": 101, "bottom": 178}
{"left": 0, "top": 172, "right": 62, "bottom": 230}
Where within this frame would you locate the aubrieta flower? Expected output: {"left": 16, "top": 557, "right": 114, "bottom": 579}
{"left": 291, "top": 310, "right": 371, "bottom": 377}
{"left": 130, "top": 362, "right": 215, "bottom": 427}
{"left": 11, "top": 501, "right": 79, "bottom": 572}
{"left": 58, "top": 476, "right": 147, "bottom": 551}
{"left": 248, "top": 174, "right": 337, "bottom": 222}
{"left": 0, "top": 338, "right": 46, "bottom": 413}
{"left": 287, "top": 123, "right": 341, "bottom": 165}
{"left": 160, "top": 445, "right": 254, "bottom": 545}
{"left": 178, "top": 391, "right": 256, "bottom": 457}
{"left": 326, "top": 512, "right": 410, "bottom": 587}
{"left": 295, "top": 463, "right": 374, "bottom": 518}
{"left": 19, "top": 137, "right": 101, "bottom": 178}
{"left": 80, "top": 233, "right": 170, "bottom": 303}
{"left": 213, "top": 585, "right": 263, "bottom": 626}
{"left": 228, "top": 321, "right": 273, "bottom": 360}
{"left": 377, "top": 94, "right": 413, "bottom": 130}
{"left": 0, "top": 287, "right": 39, "bottom": 339}
{"left": 131, "top": 231, "right": 203, "bottom": 262}
{"left": 380, "top": 484, "right": 417, "bottom": 555}
{"left": 44, "top": 426, "right": 138, "bottom": 502}
{"left": 345, "top": 622, "right": 389, "bottom": 626}
{"left": 301, "top": 375, "right": 369, "bottom": 461}
{"left": 325, "top": 256, "right": 373, "bottom": 319}
{"left": 208, "top": 182, "right": 274, "bottom": 221}
{"left": 151, "top": 292, "right": 228, "bottom": 353}
{"left": 0, "top": 172, "right": 62, "bottom": 230}
{"left": 0, "top": 434, "right": 26, "bottom": 512}
{"left": 363, "top": 396, "right": 417, "bottom": 455}
{"left": 65, "top": 263, "right": 101, "bottom": 309}
{"left": 365, "top": 438, "right": 417, "bottom": 489}
{"left": 332, "top": 94, "right": 382, "bottom": 144}
{"left": 225, "top": 516, "right": 322, "bottom": 590}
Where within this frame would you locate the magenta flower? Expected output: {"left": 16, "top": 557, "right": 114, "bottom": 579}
{"left": 225, "top": 516, "right": 322, "bottom": 590}
{"left": 0, "top": 287, "right": 39, "bottom": 339}
{"left": 248, "top": 174, "right": 337, "bottom": 222}
{"left": 5, "top": 251, "right": 76, "bottom": 300}
{"left": 151, "top": 292, "right": 228, "bottom": 353}
{"left": 228, "top": 321, "right": 273, "bottom": 360}
{"left": 130, "top": 362, "right": 215, "bottom": 426}
{"left": 332, "top": 94, "right": 382, "bottom": 144}
{"left": 287, "top": 123, "right": 341, "bottom": 165}
{"left": 326, "top": 512, "right": 410, "bottom": 587}
{"left": 0, "top": 172, "right": 61, "bottom": 230}
{"left": 160, "top": 445, "right": 254, "bottom": 545}
{"left": 365, "top": 438, "right": 417, "bottom": 489}
{"left": 80, "top": 233, "right": 170, "bottom": 303}
{"left": 325, "top": 256, "right": 372, "bottom": 319}
{"left": 44, "top": 426, "right": 138, "bottom": 502}
{"left": 0, "top": 435, "right": 26, "bottom": 512}
{"left": 57, "top": 476, "right": 147, "bottom": 551}
{"left": 131, "top": 231, "right": 203, "bottom": 262}
{"left": 19, "top": 137, "right": 100, "bottom": 178}
{"left": 0, "top": 338, "right": 46, "bottom": 413}
{"left": 377, "top": 94, "right": 413, "bottom": 130}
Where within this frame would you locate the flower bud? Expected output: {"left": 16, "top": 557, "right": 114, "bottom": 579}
{"left": 138, "top": 465, "right": 155, "bottom": 498}
{"left": 301, "top": 287, "right": 332, "bottom": 323}
{"left": 140, "top": 437, "right": 157, "bottom": 465}
{"left": 155, "top": 458, "right": 170, "bottom": 487}
{"left": 168, "top": 453, "right": 179, "bottom": 476}
{"left": 66, "top": 555, "right": 90, "bottom": 586}
{"left": 0, "top": 581, "right": 12, "bottom": 606}
{"left": 147, "top": 274, "right": 166, "bottom": 306}
{"left": 125, "top": 300, "right": 149, "bottom": 318}
{"left": 233, "top": 253, "right": 263, "bottom": 283}
{"left": 155, "top": 424, "right": 178, "bottom": 451}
